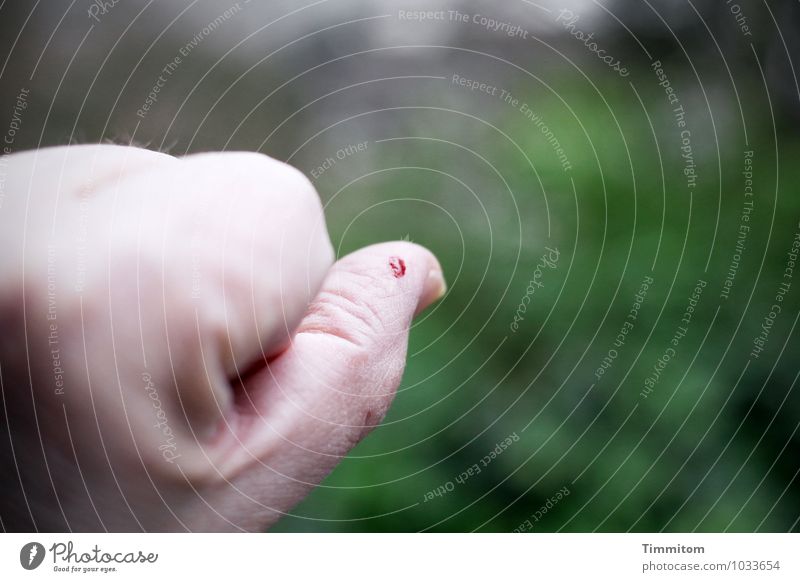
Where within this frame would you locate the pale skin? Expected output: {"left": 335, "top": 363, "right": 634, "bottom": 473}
{"left": 0, "top": 145, "right": 446, "bottom": 531}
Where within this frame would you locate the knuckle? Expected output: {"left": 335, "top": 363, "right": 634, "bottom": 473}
{"left": 196, "top": 152, "right": 319, "bottom": 206}
{"left": 310, "top": 285, "right": 388, "bottom": 347}
{"left": 309, "top": 265, "right": 405, "bottom": 345}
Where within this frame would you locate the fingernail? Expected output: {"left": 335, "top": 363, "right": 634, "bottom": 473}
{"left": 416, "top": 266, "right": 447, "bottom": 316}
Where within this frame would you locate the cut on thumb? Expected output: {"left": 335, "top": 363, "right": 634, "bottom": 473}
{"left": 296, "top": 240, "right": 446, "bottom": 348}
{"left": 212, "top": 241, "right": 446, "bottom": 485}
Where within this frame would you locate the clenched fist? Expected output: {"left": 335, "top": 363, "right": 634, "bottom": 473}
{"left": 0, "top": 145, "right": 445, "bottom": 531}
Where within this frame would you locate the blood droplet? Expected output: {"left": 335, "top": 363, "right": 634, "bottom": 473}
{"left": 389, "top": 256, "right": 406, "bottom": 278}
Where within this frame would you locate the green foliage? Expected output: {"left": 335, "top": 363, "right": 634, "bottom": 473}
{"left": 276, "top": 60, "right": 800, "bottom": 532}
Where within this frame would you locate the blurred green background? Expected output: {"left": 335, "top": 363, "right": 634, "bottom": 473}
{"left": 1, "top": 0, "right": 799, "bottom": 531}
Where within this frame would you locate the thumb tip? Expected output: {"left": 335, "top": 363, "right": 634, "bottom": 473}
{"left": 318, "top": 240, "right": 447, "bottom": 326}
{"left": 372, "top": 241, "right": 446, "bottom": 315}
{"left": 417, "top": 261, "right": 447, "bottom": 316}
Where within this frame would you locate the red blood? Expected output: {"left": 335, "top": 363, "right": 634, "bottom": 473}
{"left": 389, "top": 256, "right": 406, "bottom": 278}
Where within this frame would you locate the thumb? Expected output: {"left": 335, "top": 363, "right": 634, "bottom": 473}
{"left": 213, "top": 241, "right": 446, "bottom": 486}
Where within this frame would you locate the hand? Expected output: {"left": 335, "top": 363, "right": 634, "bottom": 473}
{"left": 0, "top": 145, "right": 445, "bottom": 531}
